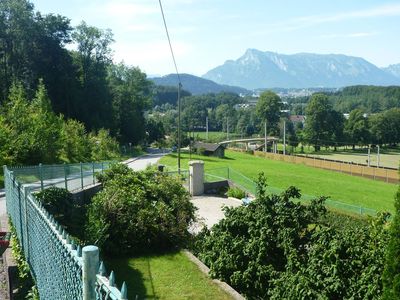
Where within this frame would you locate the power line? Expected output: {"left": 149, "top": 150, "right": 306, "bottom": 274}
{"left": 158, "top": 0, "right": 182, "bottom": 173}
{"left": 158, "top": 0, "right": 181, "bottom": 85}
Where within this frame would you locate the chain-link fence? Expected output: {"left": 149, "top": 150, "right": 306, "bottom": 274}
{"left": 4, "top": 163, "right": 127, "bottom": 300}
{"left": 204, "top": 167, "right": 377, "bottom": 217}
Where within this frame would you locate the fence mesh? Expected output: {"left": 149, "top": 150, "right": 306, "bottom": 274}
{"left": 4, "top": 162, "right": 126, "bottom": 300}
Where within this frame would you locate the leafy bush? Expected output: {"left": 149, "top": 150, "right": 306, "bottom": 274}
{"left": 35, "top": 187, "right": 72, "bottom": 223}
{"left": 383, "top": 186, "right": 400, "bottom": 299}
{"left": 197, "top": 147, "right": 207, "bottom": 156}
{"left": 35, "top": 187, "right": 85, "bottom": 240}
{"left": 226, "top": 186, "right": 246, "bottom": 199}
{"left": 86, "top": 164, "right": 196, "bottom": 255}
{"left": 193, "top": 173, "right": 390, "bottom": 299}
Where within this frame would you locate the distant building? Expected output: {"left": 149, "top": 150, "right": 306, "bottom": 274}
{"left": 289, "top": 115, "right": 306, "bottom": 124}
{"left": 193, "top": 142, "right": 225, "bottom": 158}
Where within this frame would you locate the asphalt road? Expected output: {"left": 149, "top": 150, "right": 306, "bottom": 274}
{"left": 126, "top": 153, "right": 168, "bottom": 171}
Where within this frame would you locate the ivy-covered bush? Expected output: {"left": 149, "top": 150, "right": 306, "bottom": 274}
{"left": 226, "top": 186, "right": 246, "bottom": 199}
{"left": 193, "top": 173, "right": 390, "bottom": 299}
{"left": 86, "top": 163, "right": 196, "bottom": 255}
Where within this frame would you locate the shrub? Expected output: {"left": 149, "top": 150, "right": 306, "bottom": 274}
{"left": 86, "top": 164, "right": 196, "bottom": 256}
{"left": 197, "top": 147, "right": 207, "bottom": 156}
{"left": 193, "top": 173, "right": 390, "bottom": 299}
{"left": 226, "top": 186, "right": 246, "bottom": 199}
{"left": 35, "top": 187, "right": 72, "bottom": 223}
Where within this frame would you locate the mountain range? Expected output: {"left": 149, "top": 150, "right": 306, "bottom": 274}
{"left": 150, "top": 73, "right": 249, "bottom": 95}
{"left": 202, "top": 49, "right": 400, "bottom": 90}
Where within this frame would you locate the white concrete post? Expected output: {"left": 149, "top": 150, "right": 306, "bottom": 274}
{"left": 83, "top": 245, "right": 99, "bottom": 300}
{"left": 189, "top": 160, "right": 204, "bottom": 196}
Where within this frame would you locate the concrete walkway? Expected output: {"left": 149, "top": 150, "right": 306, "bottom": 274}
{"left": 190, "top": 195, "right": 242, "bottom": 233}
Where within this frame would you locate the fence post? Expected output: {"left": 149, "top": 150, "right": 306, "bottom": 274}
{"left": 82, "top": 245, "right": 99, "bottom": 300}
{"left": 386, "top": 169, "right": 389, "bottom": 183}
{"left": 39, "top": 163, "right": 44, "bottom": 191}
{"left": 92, "top": 162, "right": 95, "bottom": 185}
{"left": 101, "top": 162, "right": 104, "bottom": 174}
{"left": 16, "top": 179, "right": 24, "bottom": 251}
{"left": 80, "top": 162, "right": 84, "bottom": 189}
{"left": 23, "top": 186, "right": 30, "bottom": 262}
{"left": 227, "top": 167, "right": 230, "bottom": 180}
{"left": 64, "top": 163, "right": 68, "bottom": 190}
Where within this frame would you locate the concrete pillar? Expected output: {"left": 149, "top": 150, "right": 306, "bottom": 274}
{"left": 83, "top": 245, "right": 99, "bottom": 300}
{"left": 189, "top": 160, "right": 204, "bottom": 196}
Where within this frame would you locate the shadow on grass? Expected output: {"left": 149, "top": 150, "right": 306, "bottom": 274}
{"left": 106, "top": 258, "right": 150, "bottom": 300}
{"left": 106, "top": 250, "right": 181, "bottom": 300}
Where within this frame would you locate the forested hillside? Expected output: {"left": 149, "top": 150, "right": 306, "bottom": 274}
{"left": 329, "top": 85, "right": 400, "bottom": 113}
{"left": 0, "top": 0, "right": 152, "bottom": 148}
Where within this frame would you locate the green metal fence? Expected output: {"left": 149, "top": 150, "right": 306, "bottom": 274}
{"left": 204, "top": 167, "right": 377, "bottom": 217}
{"left": 4, "top": 162, "right": 128, "bottom": 300}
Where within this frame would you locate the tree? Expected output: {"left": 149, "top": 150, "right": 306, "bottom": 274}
{"left": 344, "top": 109, "right": 370, "bottom": 149}
{"left": 383, "top": 186, "right": 400, "bottom": 299}
{"left": 304, "top": 93, "right": 344, "bottom": 151}
{"left": 255, "top": 91, "right": 282, "bottom": 135}
{"left": 71, "top": 21, "right": 114, "bottom": 130}
{"left": 108, "top": 63, "right": 152, "bottom": 144}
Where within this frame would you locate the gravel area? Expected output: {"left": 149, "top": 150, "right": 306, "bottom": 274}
{"left": 190, "top": 195, "right": 242, "bottom": 233}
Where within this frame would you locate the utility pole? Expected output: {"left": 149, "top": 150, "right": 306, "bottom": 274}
{"left": 264, "top": 121, "right": 267, "bottom": 153}
{"left": 377, "top": 145, "right": 380, "bottom": 168}
{"left": 367, "top": 145, "right": 371, "bottom": 167}
{"left": 227, "top": 117, "right": 229, "bottom": 140}
{"left": 283, "top": 119, "right": 286, "bottom": 155}
{"left": 206, "top": 116, "right": 209, "bottom": 141}
{"left": 177, "top": 83, "right": 181, "bottom": 174}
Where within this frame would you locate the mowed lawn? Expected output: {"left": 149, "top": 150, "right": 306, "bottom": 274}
{"left": 106, "top": 251, "right": 232, "bottom": 300}
{"left": 160, "top": 150, "right": 398, "bottom": 213}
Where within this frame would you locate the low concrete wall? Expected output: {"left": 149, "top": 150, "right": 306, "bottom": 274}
{"left": 71, "top": 183, "right": 102, "bottom": 205}
{"left": 204, "top": 180, "right": 229, "bottom": 194}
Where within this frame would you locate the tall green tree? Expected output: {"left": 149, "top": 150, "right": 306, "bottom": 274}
{"left": 108, "top": 63, "right": 152, "bottom": 144}
{"left": 255, "top": 91, "right": 282, "bottom": 135}
{"left": 304, "top": 93, "right": 344, "bottom": 150}
{"left": 344, "top": 109, "right": 370, "bottom": 149}
{"left": 72, "top": 21, "right": 114, "bottom": 130}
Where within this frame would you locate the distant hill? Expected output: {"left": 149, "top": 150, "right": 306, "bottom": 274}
{"left": 382, "top": 63, "right": 400, "bottom": 79}
{"left": 150, "top": 73, "right": 250, "bottom": 95}
{"left": 202, "top": 49, "right": 400, "bottom": 89}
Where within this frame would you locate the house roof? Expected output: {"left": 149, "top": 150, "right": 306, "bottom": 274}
{"left": 289, "top": 115, "right": 305, "bottom": 123}
{"left": 193, "top": 142, "right": 223, "bottom": 152}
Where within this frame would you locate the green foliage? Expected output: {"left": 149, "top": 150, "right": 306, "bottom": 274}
{"left": 382, "top": 186, "right": 400, "bottom": 299}
{"left": 9, "top": 220, "right": 35, "bottom": 300}
{"left": 226, "top": 186, "right": 246, "bottom": 199}
{"left": 304, "top": 93, "right": 345, "bottom": 150}
{"left": 89, "top": 128, "right": 120, "bottom": 161}
{"left": 255, "top": 91, "right": 282, "bottom": 134}
{"left": 193, "top": 173, "right": 390, "bottom": 299}
{"left": 25, "top": 286, "right": 40, "bottom": 300}
{"left": 34, "top": 187, "right": 85, "bottom": 241}
{"left": 35, "top": 187, "right": 72, "bottom": 222}
{"left": 86, "top": 164, "right": 196, "bottom": 255}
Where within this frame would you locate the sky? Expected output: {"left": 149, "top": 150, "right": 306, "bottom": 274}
{"left": 31, "top": 0, "right": 400, "bottom": 76}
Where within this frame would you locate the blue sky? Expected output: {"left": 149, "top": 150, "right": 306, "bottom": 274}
{"left": 31, "top": 0, "right": 400, "bottom": 76}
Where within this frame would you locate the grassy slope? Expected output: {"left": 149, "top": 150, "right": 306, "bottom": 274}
{"left": 160, "top": 150, "right": 398, "bottom": 213}
{"left": 107, "top": 251, "right": 232, "bottom": 300}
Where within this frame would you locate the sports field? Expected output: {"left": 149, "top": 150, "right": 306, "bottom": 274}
{"left": 160, "top": 150, "right": 398, "bottom": 213}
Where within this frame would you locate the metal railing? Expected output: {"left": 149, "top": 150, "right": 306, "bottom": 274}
{"left": 204, "top": 167, "right": 377, "bottom": 216}
{"left": 4, "top": 162, "right": 127, "bottom": 300}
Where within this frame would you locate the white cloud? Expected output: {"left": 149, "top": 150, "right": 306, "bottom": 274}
{"left": 254, "top": 3, "right": 400, "bottom": 35}
{"left": 320, "top": 32, "right": 378, "bottom": 39}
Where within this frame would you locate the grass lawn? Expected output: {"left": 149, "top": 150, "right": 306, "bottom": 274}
{"left": 160, "top": 150, "right": 398, "bottom": 213}
{"left": 106, "top": 251, "right": 232, "bottom": 300}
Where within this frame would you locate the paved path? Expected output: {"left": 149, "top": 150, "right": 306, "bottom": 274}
{"left": 126, "top": 153, "right": 168, "bottom": 171}
{"left": 190, "top": 196, "right": 242, "bottom": 233}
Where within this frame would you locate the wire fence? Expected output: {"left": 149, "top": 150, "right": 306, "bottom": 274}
{"left": 204, "top": 167, "right": 377, "bottom": 217}
{"left": 4, "top": 162, "right": 128, "bottom": 300}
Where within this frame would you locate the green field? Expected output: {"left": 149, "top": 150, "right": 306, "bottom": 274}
{"left": 160, "top": 150, "right": 398, "bottom": 213}
{"left": 107, "top": 251, "right": 232, "bottom": 300}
